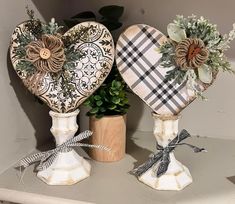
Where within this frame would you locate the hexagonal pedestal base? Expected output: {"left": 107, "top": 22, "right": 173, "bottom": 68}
{"left": 37, "top": 150, "right": 91, "bottom": 185}
{"left": 138, "top": 153, "right": 192, "bottom": 191}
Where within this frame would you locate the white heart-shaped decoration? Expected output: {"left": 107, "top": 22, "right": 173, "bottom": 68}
{"left": 116, "top": 24, "right": 211, "bottom": 115}
{"left": 10, "top": 21, "right": 114, "bottom": 112}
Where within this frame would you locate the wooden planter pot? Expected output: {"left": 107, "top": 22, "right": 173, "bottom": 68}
{"left": 89, "top": 115, "right": 126, "bottom": 162}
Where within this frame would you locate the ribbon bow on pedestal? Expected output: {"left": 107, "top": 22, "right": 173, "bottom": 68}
{"left": 18, "top": 130, "right": 108, "bottom": 171}
{"left": 132, "top": 129, "right": 206, "bottom": 178}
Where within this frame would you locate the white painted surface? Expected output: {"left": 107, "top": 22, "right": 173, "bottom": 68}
{"left": 37, "top": 150, "right": 91, "bottom": 185}
{"left": 0, "top": 189, "right": 92, "bottom": 204}
{"left": 0, "top": 131, "right": 234, "bottom": 204}
{"left": 37, "top": 110, "right": 91, "bottom": 185}
{"left": 139, "top": 114, "right": 192, "bottom": 190}
{"left": 139, "top": 153, "right": 192, "bottom": 191}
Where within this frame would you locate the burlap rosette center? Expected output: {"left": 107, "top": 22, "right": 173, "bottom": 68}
{"left": 175, "top": 38, "right": 209, "bottom": 70}
{"left": 24, "top": 34, "right": 66, "bottom": 94}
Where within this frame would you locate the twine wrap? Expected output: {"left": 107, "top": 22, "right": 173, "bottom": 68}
{"left": 152, "top": 112, "right": 180, "bottom": 121}
{"left": 24, "top": 34, "right": 66, "bottom": 94}
{"left": 17, "top": 130, "right": 109, "bottom": 171}
{"left": 132, "top": 129, "right": 206, "bottom": 178}
{"left": 23, "top": 71, "right": 46, "bottom": 95}
{"left": 175, "top": 38, "right": 209, "bottom": 70}
{"left": 26, "top": 34, "right": 65, "bottom": 73}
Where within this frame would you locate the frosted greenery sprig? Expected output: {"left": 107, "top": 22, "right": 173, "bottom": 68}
{"left": 218, "top": 24, "right": 235, "bottom": 51}
{"left": 159, "top": 15, "right": 235, "bottom": 97}
{"left": 13, "top": 8, "right": 89, "bottom": 99}
{"left": 173, "top": 15, "right": 221, "bottom": 46}
{"left": 41, "top": 18, "right": 63, "bottom": 35}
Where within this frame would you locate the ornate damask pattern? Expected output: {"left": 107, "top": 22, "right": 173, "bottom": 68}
{"left": 10, "top": 21, "right": 114, "bottom": 113}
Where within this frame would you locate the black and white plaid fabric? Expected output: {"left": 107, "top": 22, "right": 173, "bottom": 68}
{"left": 116, "top": 24, "right": 195, "bottom": 115}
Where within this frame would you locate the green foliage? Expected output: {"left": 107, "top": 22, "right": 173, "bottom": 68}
{"left": 66, "top": 5, "right": 130, "bottom": 118}
{"left": 160, "top": 42, "right": 176, "bottom": 68}
{"left": 41, "top": 18, "right": 63, "bottom": 35}
{"left": 159, "top": 15, "right": 235, "bottom": 87}
{"left": 165, "top": 68, "right": 186, "bottom": 85}
{"left": 13, "top": 8, "right": 90, "bottom": 101}
{"left": 84, "top": 68, "right": 130, "bottom": 119}
{"left": 173, "top": 15, "right": 222, "bottom": 48}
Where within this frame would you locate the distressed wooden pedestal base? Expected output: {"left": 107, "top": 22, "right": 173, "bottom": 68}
{"left": 138, "top": 113, "right": 192, "bottom": 191}
{"left": 37, "top": 109, "right": 91, "bottom": 185}
{"left": 138, "top": 153, "right": 192, "bottom": 190}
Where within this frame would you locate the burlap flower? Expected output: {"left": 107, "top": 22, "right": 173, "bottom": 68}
{"left": 26, "top": 34, "right": 66, "bottom": 73}
{"left": 24, "top": 34, "right": 66, "bottom": 95}
{"left": 175, "top": 38, "right": 209, "bottom": 70}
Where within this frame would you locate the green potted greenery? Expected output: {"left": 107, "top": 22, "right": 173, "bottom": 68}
{"left": 64, "top": 5, "right": 130, "bottom": 162}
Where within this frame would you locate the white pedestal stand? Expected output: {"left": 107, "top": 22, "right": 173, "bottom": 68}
{"left": 37, "top": 109, "right": 91, "bottom": 185}
{"left": 138, "top": 113, "right": 192, "bottom": 190}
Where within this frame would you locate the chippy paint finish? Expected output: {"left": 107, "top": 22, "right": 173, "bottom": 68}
{"left": 138, "top": 114, "right": 192, "bottom": 190}
{"left": 37, "top": 109, "right": 91, "bottom": 185}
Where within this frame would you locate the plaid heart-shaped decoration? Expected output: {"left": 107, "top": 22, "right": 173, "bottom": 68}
{"left": 116, "top": 24, "right": 211, "bottom": 115}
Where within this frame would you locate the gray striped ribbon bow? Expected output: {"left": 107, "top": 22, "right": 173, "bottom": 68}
{"left": 18, "top": 130, "right": 108, "bottom": 171}
{"left": 132, "top": 129, "right": 206, "bottom": 178}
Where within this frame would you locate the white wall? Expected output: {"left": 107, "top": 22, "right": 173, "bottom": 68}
{"left": 1, "top": 0, "right": 235, "bottom": 173}
{"left": 127, "top": 65, "right": 235, "bottom": 141}
{"left": 0, "top": 0, "right": 48, "bottom": 173}
{"left": 0, "top": 0, "right": 89, "bottom": 173}
{"left": 77, "top": 0, "right": 235, "bottom": 140}
{"left": 84, "top": 0, "right": 235, "bottom": 57}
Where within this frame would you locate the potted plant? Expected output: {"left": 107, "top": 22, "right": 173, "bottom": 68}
{"left": 64, "top": 5, "right": 130, "bottom": 162}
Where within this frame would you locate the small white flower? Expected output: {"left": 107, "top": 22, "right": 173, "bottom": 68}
{"left": 51, "top": 18, "right": 55, "bottom": 24}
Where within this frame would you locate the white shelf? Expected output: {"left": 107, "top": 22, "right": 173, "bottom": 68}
{"left": 0, "top": 131, "right": 234, "bottom": 204}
